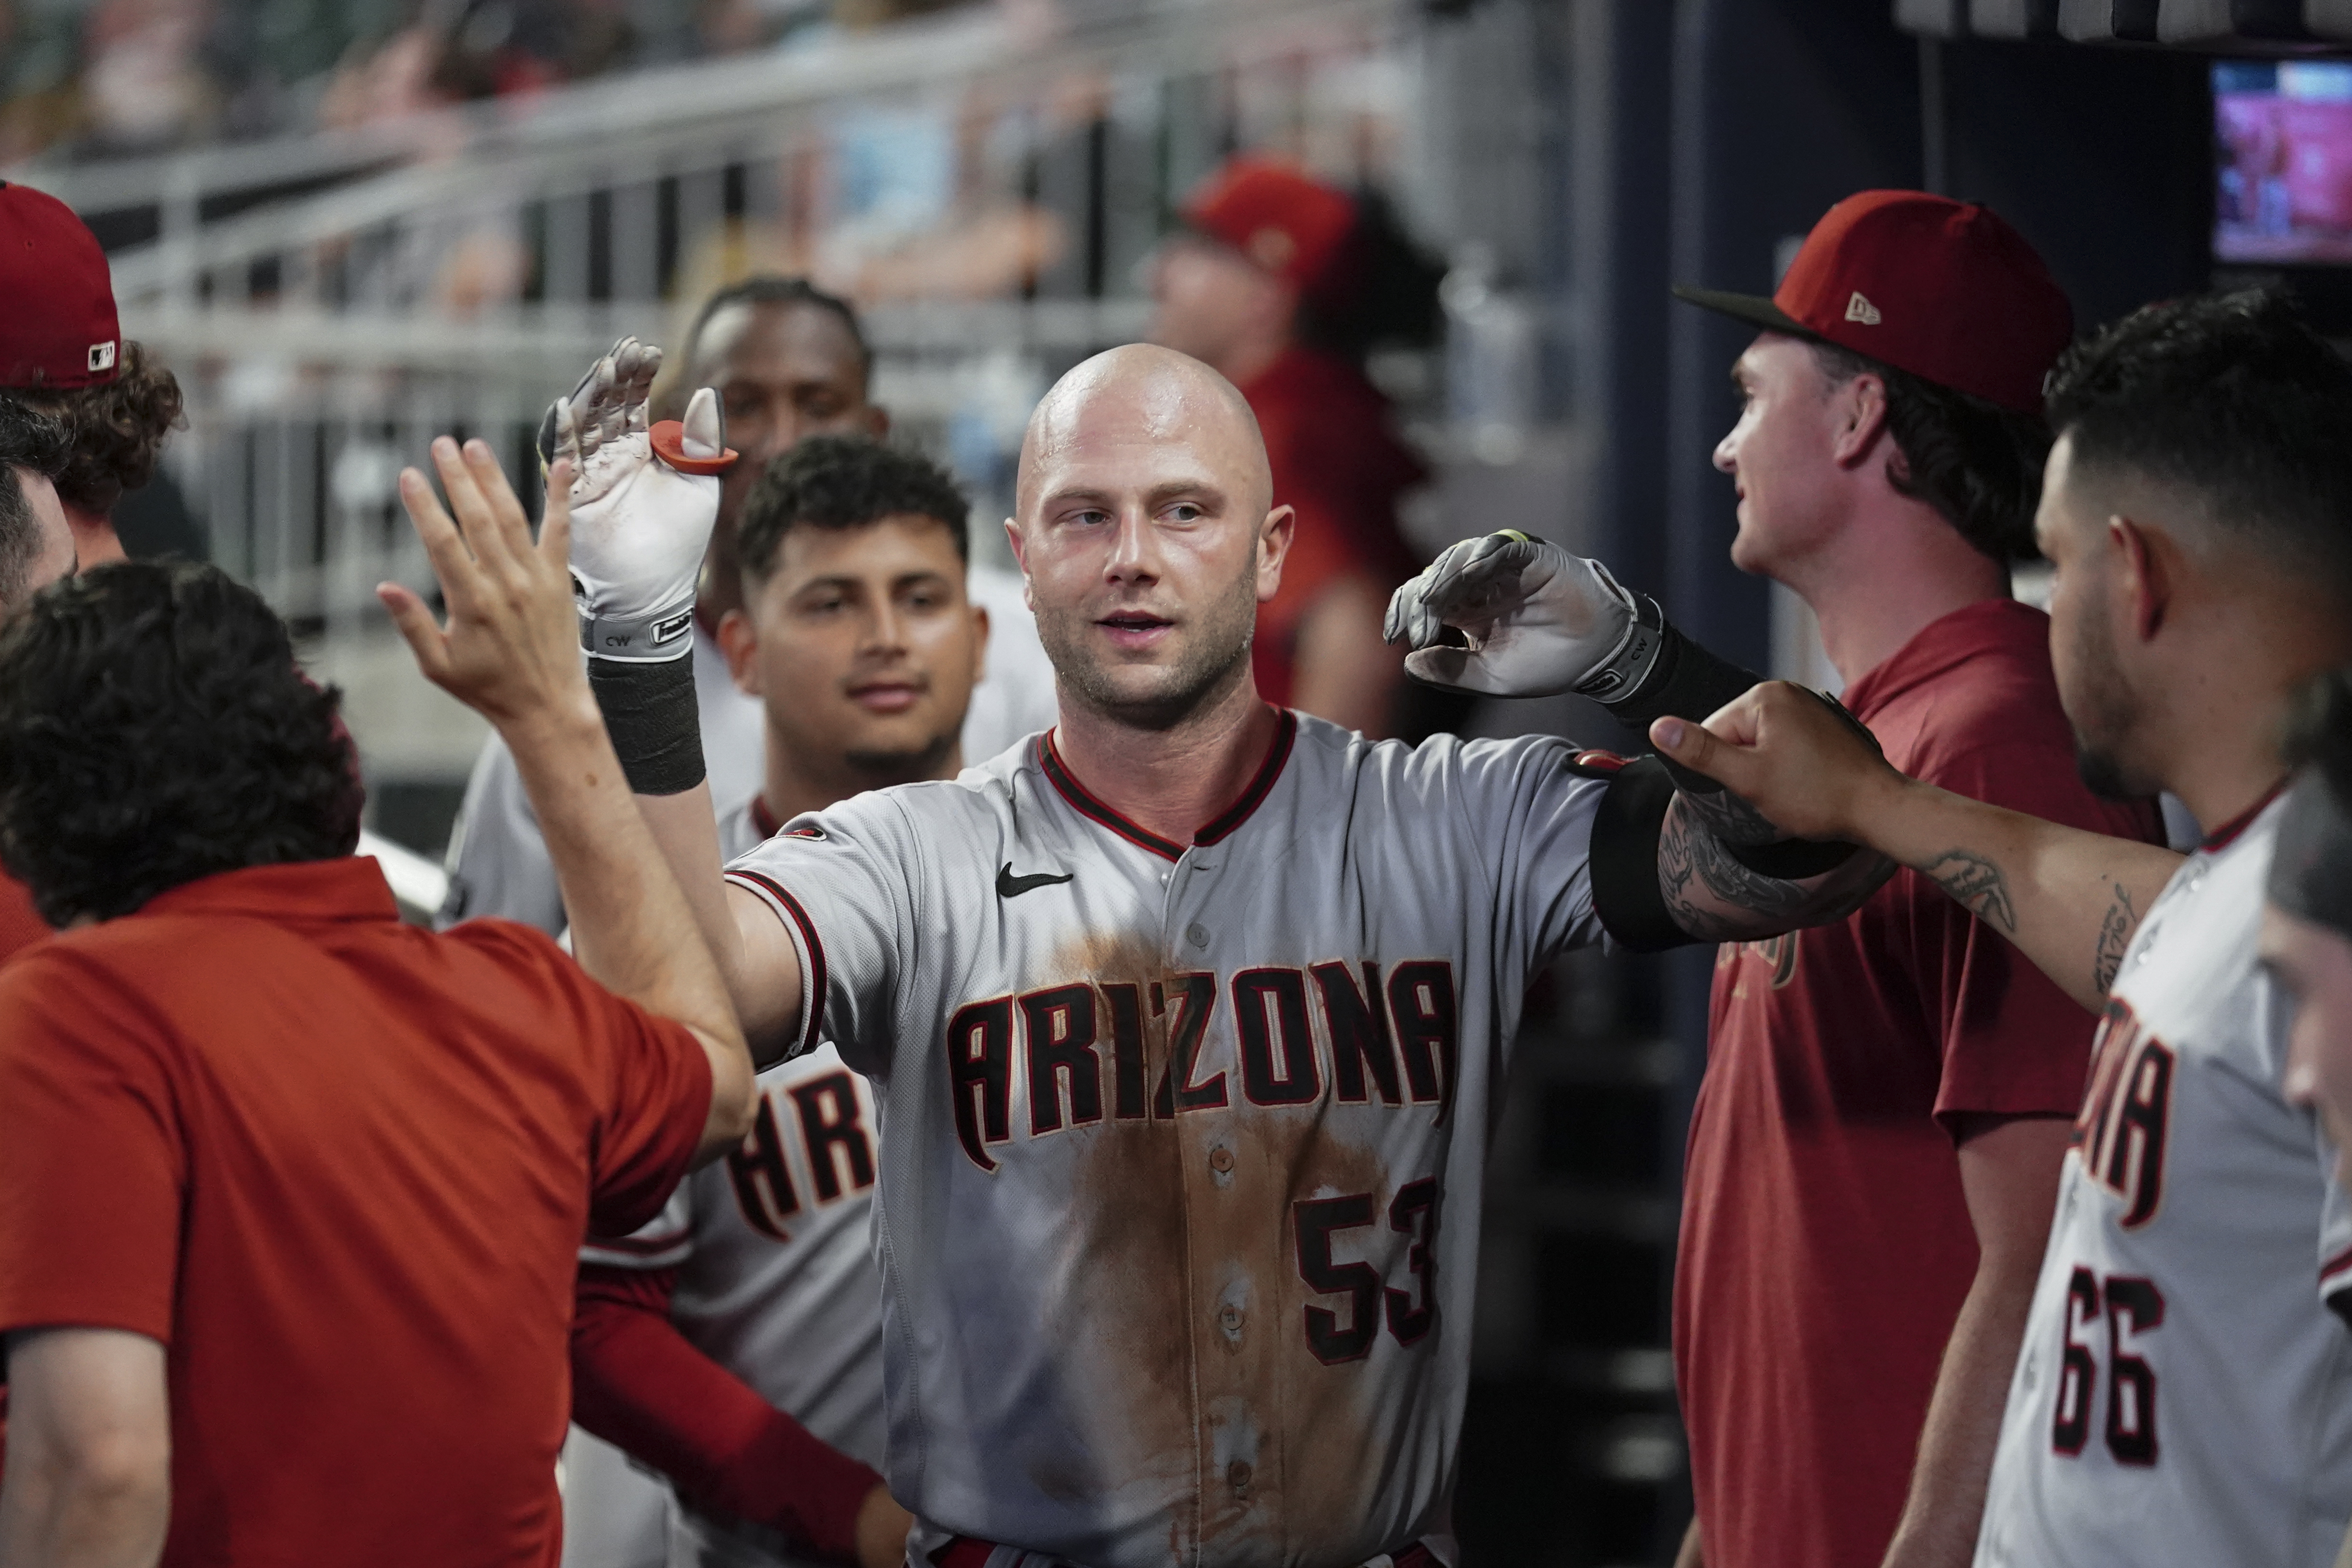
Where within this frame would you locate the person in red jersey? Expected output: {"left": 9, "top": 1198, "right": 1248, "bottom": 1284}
{"left": 1149, "top": 156, "right": 1428, "bottom": 737}
{"left": 0, "top": 442, "right": 757, "bottom": 1567}
{"left": 1665, "top": 192, "right": 2168, "bottom": 1568}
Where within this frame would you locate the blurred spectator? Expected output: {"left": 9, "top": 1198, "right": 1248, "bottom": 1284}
{"left": 0, "top": 180, "right": 198, "bottom": 567}
{"left": 0, "top": 0, "right": 1005, "bottom": 162}
{"left": 79, "top": 0, "right": 221, "bottom": 153}
{"left": 1150, "top": 154, "right": 1439, "bottom": 737}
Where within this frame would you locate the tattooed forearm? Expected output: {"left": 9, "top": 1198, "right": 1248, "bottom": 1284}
{"left": 1658, "top": 798, "right": 1814, "bottom": 941}
{"left": 1923, "top": 850, "right": 2018, "bottom": 934}
{"left": 1673, "top": 784, "right": 1786, "bottom": 847}
{"left": 2091, "top": 880, "right": 2140, "bottom": 997}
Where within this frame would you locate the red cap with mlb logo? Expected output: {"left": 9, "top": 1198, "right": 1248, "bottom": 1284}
{"left": 0, "top": 180, "right": 122, "bottom": 390}
{"left": 1672, "top": 189, "right": 2072, "bottom": 414}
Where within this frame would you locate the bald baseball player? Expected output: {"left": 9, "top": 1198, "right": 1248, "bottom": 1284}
{"left": 569, "top": 437, "right": 989, "bottom": 1568}
{"left": 390, "top": 339, "right": 1887, "bottom": 1567}
{"left": 1645, "top": 291, "right": 2352, "bottom": 1567}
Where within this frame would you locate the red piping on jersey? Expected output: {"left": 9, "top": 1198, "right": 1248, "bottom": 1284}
{"left": 1037, "top": 708, "right": 1298, "bottom": 863}
{"left": 2201, "top": 778, "right": 2289, "bottom": 851}
{"left": 751, "top": 794, "right": 783, "bottom": 840}
{"left": 2321, "top": 1243, "right": 2352, "bottom": 1292}
{"left": 725, "top": 868, "right": 827, "bottom": 1057}
{"left": 581, "top": 1229, "right": 691, "bottom": 1257}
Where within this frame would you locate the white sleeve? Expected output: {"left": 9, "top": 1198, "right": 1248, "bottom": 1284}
{"left": 436, "top": 733, "right": 568, "bottom": 935}
{"left": 580, "top": 1184, "right": 695, "bottom": 1270}
{"left": 723, "top": 794, "right": 914, "bottom": 1078}
{"left": 1437, "top": 735, "right": 1609, "bottom": 974}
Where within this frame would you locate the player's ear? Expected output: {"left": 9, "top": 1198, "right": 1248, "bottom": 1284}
{"left": 1257, "top": 504, "right": 1295, "bottom": 605}
{"left": 1003, "top": 517, "right": 1031, "bottom": 601}
{"left": 1829, "top": 372, "right": 1890, "bottom": 471}
{"left": 2109, "top": 514, "right": 2168, "bottom": 643}
{"left": 717, "top": 605, "right": 762, "bottom": 695}
{"left": 968, "top": 601, "right": 991, "bottom": 688}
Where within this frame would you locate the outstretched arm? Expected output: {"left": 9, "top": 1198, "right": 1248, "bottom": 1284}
{"left": 1387, "top": 532, "right": 1891, "bottom": 945}
{"left": 1652, "top": 778, "right": 1892, "bottom": 942}
{"left": 392, "top": 341, "right": 808, "bottom": 1065}
{"left": 1651, "top": 682, "right": 2184, "bottom": 1011}
{"left": 381, "top": 433, "right": 756, "bottom": 1159}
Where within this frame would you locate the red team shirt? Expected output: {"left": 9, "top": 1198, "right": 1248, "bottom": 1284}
{"left": 0, "top": 858, "right": 711, "bottom": 1568}
{"left": 0, "top": 870, "right": 48, "bottom": 961}
{"left": 1675, "top": 600, "right": 2167, "bottom": 1568}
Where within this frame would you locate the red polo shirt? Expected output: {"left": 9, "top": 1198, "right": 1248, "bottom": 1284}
{"left": 0, "top": 857, "right": 710, "bottom": 1568}
{"left": 0, "top": 871, "right": 47, "bottom": 963}
{"left": 1674, "top": 599, "right": 2166, "bottom": 1568}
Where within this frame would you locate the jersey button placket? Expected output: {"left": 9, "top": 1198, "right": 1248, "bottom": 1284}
{"left": 1168, "top": 847, "right": 1268, "bottom": 1548}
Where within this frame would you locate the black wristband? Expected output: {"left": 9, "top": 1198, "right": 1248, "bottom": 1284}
{"left": 588, "top": 655, "right": 705, "bottom": 796}
{"left": 1587, "top": 756, "right": 1702, "bottom": 953}
{"left": 1582, "top": 603, "right": 1762, "bottom": 795}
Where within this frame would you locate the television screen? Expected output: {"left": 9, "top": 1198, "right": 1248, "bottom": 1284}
{"left": 2216, "top": 63, "right": 2352, "bottom": 264}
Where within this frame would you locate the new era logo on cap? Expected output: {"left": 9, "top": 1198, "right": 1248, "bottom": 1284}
{"left": 87, "top": 340, "right": 116, "bottom": 373}
{"left": 1668, "top": 190, "right": 2074, "bottom": 413}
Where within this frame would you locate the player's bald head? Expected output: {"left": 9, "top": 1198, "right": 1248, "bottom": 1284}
{"left": 1016, "top": 344, "right": 1270, "bottom": 522}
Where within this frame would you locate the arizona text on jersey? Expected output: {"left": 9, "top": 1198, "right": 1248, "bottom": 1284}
{"left": 1974, "top": 796, "right": 2352, "bottom": 1568}
{"left": 724, "top": 713, "right": 1608, "bottom": 1567}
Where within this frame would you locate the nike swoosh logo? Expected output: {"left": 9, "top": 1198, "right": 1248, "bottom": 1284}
{"left": 997, "top": 863, "right": 1074, "bottom": 898}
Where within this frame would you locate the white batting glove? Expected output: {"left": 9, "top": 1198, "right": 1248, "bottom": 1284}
{"left": 540, "top": 336, "right": 736, "bottom": 663}
{"left": 1383, "top": 530, "right": 1646, "bottom": 698}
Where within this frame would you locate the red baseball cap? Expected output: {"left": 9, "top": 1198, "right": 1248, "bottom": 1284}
{"left": 0, "top": 180, "right": 122, "bottom": 390}
{"left": 1673, "top": 190, "right": 2071, "bottom": 413}
{"left": 1182, "top": 156, "right": 1360, "bottom": 306}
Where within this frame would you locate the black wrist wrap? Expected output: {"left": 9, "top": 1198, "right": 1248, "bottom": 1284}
{"left": 1585, "top": 755, "right": 1701, "bottom": 953}
{"left": 589, "top": 655, "right": 706, "bottom": 796}
{"left": 1587, "top": 609, "right": 1761, "bottom": 796}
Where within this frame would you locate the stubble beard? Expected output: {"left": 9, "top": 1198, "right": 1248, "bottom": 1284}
{"left": 2066, "top": 613, "right": 2153, "bottom": 801}
{"left": 1038, "top": 565, "right": 1260, "bottom": 733}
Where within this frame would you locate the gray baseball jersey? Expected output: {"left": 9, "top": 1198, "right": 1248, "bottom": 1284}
{"left": 582, "top": 799, "right": 889, "bottom": 1568}
{"left": 723, "top": 711, "right": 1608, "bottom": 1565}
{"left": 442, "top": 565, "right": 1058, "bottom": 934}
{"left": 1975, "top": 796, "right": 2352, "bottom": 1568}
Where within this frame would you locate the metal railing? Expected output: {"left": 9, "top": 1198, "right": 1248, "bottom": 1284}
{"left": 14, "top": 0, "right": 1439, "bottom": 636}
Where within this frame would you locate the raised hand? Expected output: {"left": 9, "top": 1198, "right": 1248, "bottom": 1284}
{"left": 379, "top": 439, "right": 590, "bottom": 735}
{"left": 541, "top": 336, "right": 735, "bottom": 665}
{"left": 1382, "top": 530, "right": 1643, "bottom": 697}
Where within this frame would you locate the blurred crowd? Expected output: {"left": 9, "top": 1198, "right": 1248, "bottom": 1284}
{"left": 0, "top": 0, "right": 972, "bottom": 164}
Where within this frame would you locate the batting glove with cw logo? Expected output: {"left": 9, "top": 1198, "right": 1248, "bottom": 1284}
{"left": 1383, "top": 530, "right": 1659, "bottom": 701}
{"left": 537, "top": 335, "right": 737, "bottom": 664}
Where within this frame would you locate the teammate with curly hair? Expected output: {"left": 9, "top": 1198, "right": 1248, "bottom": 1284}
{"left": 0, "top": 556, "right": 760, "bottom": 1568}
{"left": 0, "top": 181, "right": 188, "bottom": 567}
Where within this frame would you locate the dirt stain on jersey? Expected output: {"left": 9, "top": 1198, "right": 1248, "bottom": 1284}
{"left": 1044, "top": 928, "right": 1410, "bottom": 1565}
